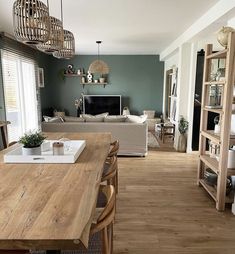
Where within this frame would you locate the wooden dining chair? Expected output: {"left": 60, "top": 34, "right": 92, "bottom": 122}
{"left": 102, "top": 156, "right": 118, "bottom": 194}
{"left": 106, "top": 141, "right": 119, "bottom": 160}
{"left": 31, "top": 185, "right": 116, "bottom": 254}
{"left": 102, "top": 141, "right": 119, "bottom": 194}
{"left": 61, "top": 185, "right": 115, "bottom": 254}
{"left": 8, "top": 141, "right": 18, "bottom": 147}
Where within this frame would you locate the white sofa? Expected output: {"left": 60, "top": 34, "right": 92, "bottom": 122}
{"left": 42, "top": 121, "right": 148, "bottom": 156}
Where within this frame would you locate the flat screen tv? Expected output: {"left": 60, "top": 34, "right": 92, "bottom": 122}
{"left": 83, "top": 95, "right": 121, "bottom": 115}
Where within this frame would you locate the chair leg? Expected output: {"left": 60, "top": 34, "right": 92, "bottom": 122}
{"left": 112, "top": 175, "right": 116, "bottom": 192}
{"left": 116, "top": 169, "right": 118, "bottom": 194}
{"left": 102, "top": 227, "right": 110, "bottom": 254}
{"left": 110, "top": 223, "right": 113, "bottom": 254}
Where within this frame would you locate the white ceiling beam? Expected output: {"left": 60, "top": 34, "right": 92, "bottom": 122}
{"left": 160, "top": 0, "right": 235, "bottom": 61}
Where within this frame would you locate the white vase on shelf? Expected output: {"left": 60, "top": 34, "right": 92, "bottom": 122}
{"left": 122, "top": 107, "right": 130, "bottom": 116}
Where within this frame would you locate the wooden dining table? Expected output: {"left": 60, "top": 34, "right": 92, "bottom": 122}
{"left": 0, "top": 132, "right": 111, "bottom": 251}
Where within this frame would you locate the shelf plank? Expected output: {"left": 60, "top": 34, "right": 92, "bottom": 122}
{"left": 206, "top": 49, "right": 228, "bottom": 59}
{"left": 200, "top": 155, "right": 219, "bottom": 174}
{"left": 81, "top": 82, "right": 108, "bottom": 85}
{"left": 204, "top": 81, "right": 226, "bottom": 85}
{"left": 199, "top": 179, "right": 233, "bottom": 203}
{"left": 201, "top": 130, "right": 220, "bottom": 144}
{"left": 200, "top": 154, "right": 235, "bottom": 176}
{"left": 199, "top": 179, "right": 217, "bottom": 202}
{"left": 203, "top": 107, "right": 223, "bottom": 114}
{"left": 64, "top": 74, "right": 85, "bottom": 77}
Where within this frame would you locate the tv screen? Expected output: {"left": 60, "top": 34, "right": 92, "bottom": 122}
{"left": 83, "top": 95, "right": 121, "bottom": 115}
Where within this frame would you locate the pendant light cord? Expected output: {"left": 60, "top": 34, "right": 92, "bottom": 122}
{"left": 47, "top": 0, "right": 50, "bottom": 13}
{"left": 98, "top": 43, "right": 100, "bottom": 61}
{"left": 61, "top": 0, "right": 63, "bottom": 26}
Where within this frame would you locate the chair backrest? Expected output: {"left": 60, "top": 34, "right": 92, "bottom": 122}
{"left": 102, "top": 156, "right": 117, "bottom": 181}
{"left": 108, "top": 140, "right": 119, "bottom": 158}
{"left": 91, "top": 185, "right": 115, "bottom": 235}
{"left": 8, "top": 141, "right": 17, "bottom": 147}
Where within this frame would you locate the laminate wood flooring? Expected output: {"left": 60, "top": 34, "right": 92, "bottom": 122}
{"left": 114, "top": 151, "right": 235, "bottom": 254}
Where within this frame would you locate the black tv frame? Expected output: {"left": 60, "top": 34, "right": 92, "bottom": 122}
{"left": 83, "top": 95, "right": 122, "bottom": 115}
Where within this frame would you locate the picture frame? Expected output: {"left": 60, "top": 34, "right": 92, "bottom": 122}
{"left": 38, "top": 68, "right": 44, "bottom": 88}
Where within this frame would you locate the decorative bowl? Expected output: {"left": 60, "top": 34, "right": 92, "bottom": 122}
{"left": 217, "top": 26, "right": 235, "bottom": 48}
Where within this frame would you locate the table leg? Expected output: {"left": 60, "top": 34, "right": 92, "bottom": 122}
{"left": 0, "top": 126, "right": 7, "bottom": 149}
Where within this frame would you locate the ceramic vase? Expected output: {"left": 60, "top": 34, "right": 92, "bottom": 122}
{"left": 177, "top": 134, "right": 187, "bottom": 153}
{"left": 217, "top": 26, "right": 235, "bottom": 48}
{"left": 22, "top": 146, "right": 41, "bottom": 156}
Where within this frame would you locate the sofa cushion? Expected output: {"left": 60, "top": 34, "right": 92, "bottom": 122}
{"left": 82, "top": 112, "right": 109, "bottom": 122}
{"left": 43, "top": 116, "right": 64, "bottom": 123}
{"left": 104, "top": 115, "right": 127, "bottom": 122}
{"left": 64, "top": 116, "right": 84, "bottom": 122}
{"left": 126, "top": 114, "right": 147, "bottom": 123}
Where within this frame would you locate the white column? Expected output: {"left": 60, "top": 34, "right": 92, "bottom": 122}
{"left": 186, "top": 43, "right": 198, "bottom": 153}
{"left": 174, "top": 43, "right": 198, "bottom": 152}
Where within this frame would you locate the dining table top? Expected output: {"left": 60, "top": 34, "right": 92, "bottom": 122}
{"left": 0, "top": 132, "right": 111, "bottom": 250}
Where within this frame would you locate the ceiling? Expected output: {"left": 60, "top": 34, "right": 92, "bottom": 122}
{"left": 0, "top": 0, "right": 219, "bottom": 55}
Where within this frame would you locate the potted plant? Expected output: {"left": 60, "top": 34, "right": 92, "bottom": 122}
{"left": 177, "top": 116, "right": 189, "bottom": 152}
{"left": 19, "top": 132, "right": 46, "bottom": 155}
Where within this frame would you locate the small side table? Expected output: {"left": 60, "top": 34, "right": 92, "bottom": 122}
{"left": 155, "top": 123, "right": 175, "bottom": 143}
{"left": 0, "top": 121, "right": 10, "bottom": 149}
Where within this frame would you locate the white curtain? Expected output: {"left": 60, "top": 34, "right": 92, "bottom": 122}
{"left": 1, "top": 50, "right": 39, "bottom": 142}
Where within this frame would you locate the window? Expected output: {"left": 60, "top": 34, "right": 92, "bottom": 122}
{"left": 1, "top": 50, "right": 39, "bottom": 142}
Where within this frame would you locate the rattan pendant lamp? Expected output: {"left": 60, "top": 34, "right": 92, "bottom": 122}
{"left": 88, "top": 41, "right": 109, "bottom": 74}
{"left": 36, "top": 0, "right": 63, "bottom": 53}
{"left": 53, "top": 0, "right": 75, "bottom": 59}
{"left": 13, "top": 0, "right": 50, "bottom": 45}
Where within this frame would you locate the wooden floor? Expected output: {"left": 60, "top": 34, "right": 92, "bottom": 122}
{"left": 114, "top": 151, "right": 235, "bottom": 254}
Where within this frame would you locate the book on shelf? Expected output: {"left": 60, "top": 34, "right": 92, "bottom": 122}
{"left": 171, "top": 100, "right": 177, "bottom": 121}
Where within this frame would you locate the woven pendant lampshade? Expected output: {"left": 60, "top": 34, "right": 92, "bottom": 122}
{"left": 89, "top": 41, "right": 109, "bottom": 74}
{"left": 88, "top": 60, "right": 109, "bottom": 74}
{"left": 13, "top": 0, "right": 50, "bottom": 44}
{"left": 36, "top": 16, "right": 63, "bottom": 53}
{"left": 53, "top": 30, "right": 75, "bottom": 59}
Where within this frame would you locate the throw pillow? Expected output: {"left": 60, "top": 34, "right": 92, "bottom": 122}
{"left": 43, "top": 116, "right": 64, "bottom": 123}
{"left": 82, "top": 112, "right": 109, "bottom": 122}
{"left": 104, "top": 115, "right": 127, "bottom": 122}
{"left": 143, "top": 110, "right": 155, "bottom": 119}
{"left": 126, "top": 114, "right": 148, "bottom": 123}
{"left": 64, "top": 116, "right": 85, "bottom": 122}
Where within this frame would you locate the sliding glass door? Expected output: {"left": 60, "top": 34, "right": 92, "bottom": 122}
{"left": 1, "top": 50, "right": 39, "bottom": 142}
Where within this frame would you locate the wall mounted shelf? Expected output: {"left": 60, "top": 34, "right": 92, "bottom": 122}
{"left": 64, "top": 74, "right": 86, "bottom": 77}
{"left": 81, "top": 83, "right": 108, "bottom": 88}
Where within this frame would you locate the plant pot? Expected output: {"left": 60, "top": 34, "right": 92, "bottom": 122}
{"left": 177, "top": 134, "right": 187, "bottom": 153}
{"left": 22, "top": 146, "right": 41, "bottom": 156}
{"left": 99, "top": 77, "right": 105, "bottom": 83}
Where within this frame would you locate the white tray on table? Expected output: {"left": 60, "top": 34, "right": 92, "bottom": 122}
{"left": 4, "top": 140, "right": 86, "bottom": 164}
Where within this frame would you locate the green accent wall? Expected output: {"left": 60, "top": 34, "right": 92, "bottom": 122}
{"left": 44, "top": 55, "right": 164, "bottom": 116}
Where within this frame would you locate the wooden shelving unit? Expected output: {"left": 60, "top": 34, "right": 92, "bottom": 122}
{"left": 197, "top": 32, "right": 235, "bottom": 211}
{"left": 168, "top": 68, "right": 178, "bottom": 124}
{"left": 64, "top": 74, "right": 86, "bottom": 77}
